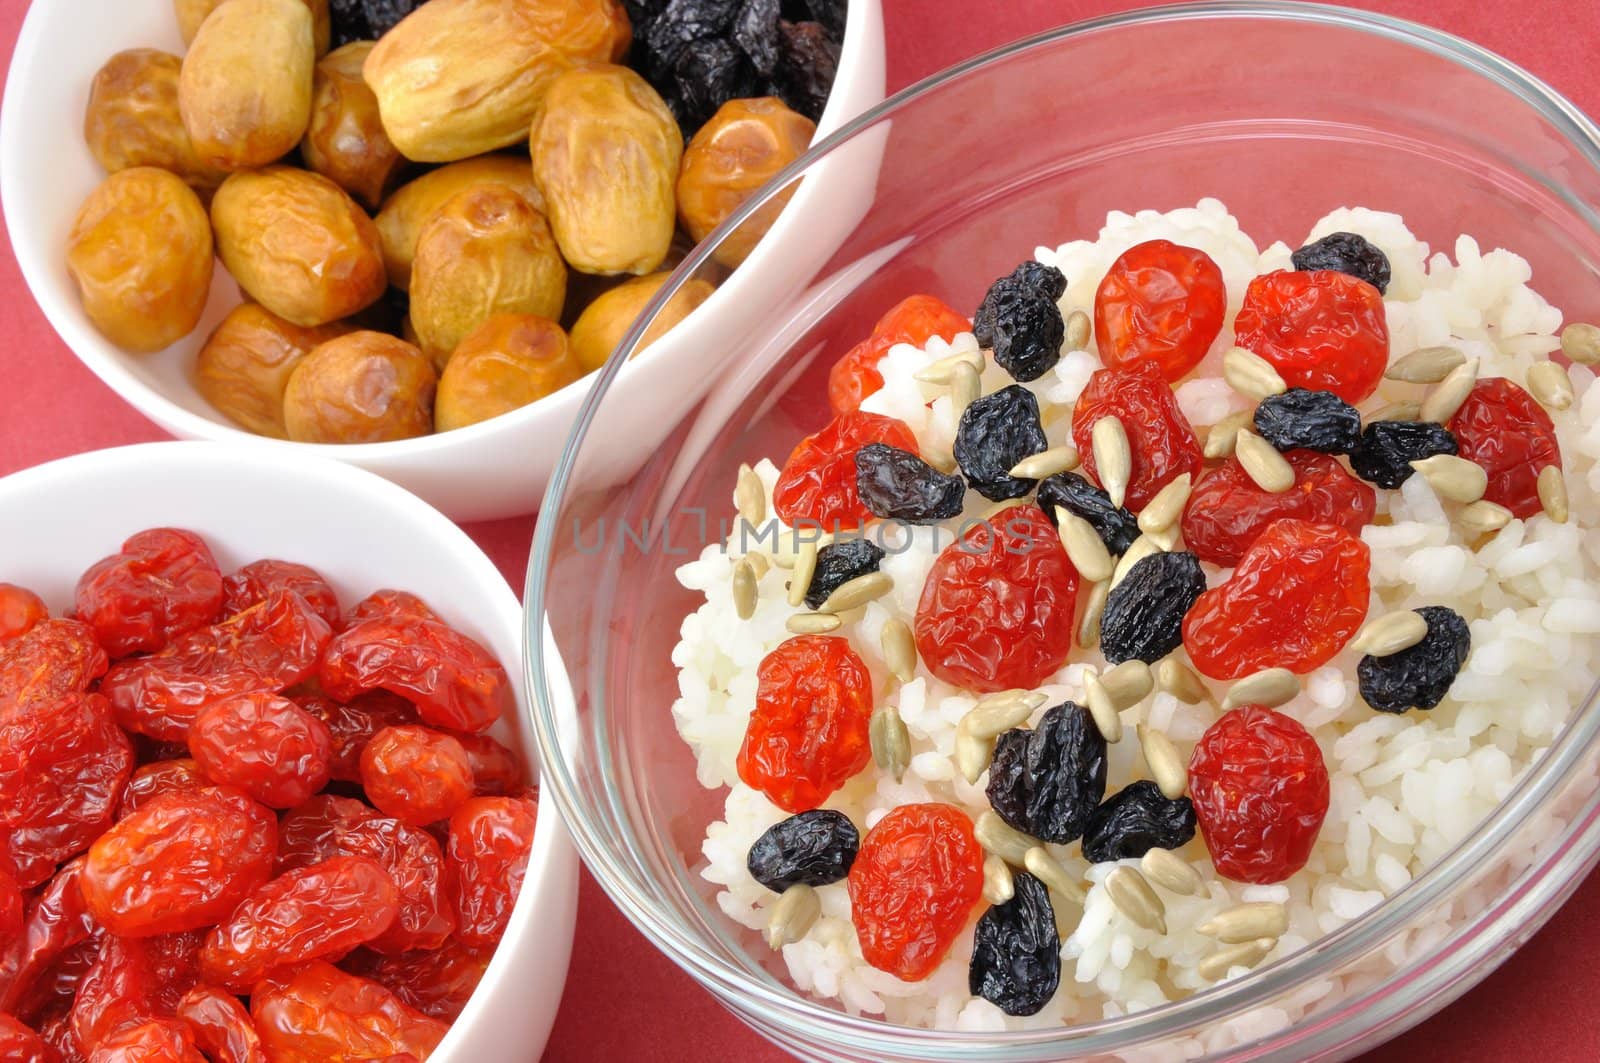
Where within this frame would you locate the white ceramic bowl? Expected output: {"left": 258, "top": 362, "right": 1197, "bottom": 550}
{"left": 0, "top": 441, "right": 577, "bottom": 1061}
{"left": 0, "top": 0, "right": 887, "bottom": 522}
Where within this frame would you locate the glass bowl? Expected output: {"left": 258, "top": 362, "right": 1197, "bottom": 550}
{"left": 526, "top": 3, "right": 1600, "bottom": 1059}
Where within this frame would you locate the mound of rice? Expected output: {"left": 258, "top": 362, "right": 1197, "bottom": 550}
{"left": 669, "top": 200, "right": 1600, "bottom": 1036}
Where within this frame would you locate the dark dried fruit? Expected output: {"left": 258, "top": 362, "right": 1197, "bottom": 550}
{"left": 985, "top": 702, "right": 1107, "bottom": 844}
{"left": 1035, "top": 472, "right": 1139, "bottom": 554}
{"left": 770, "top": 20, "right": 837, "bottom": 122}
{"left": 773, "top": 410, "right": 920, "bottom": 532}
{"left": 802, "top": 539, "right": 885, "bottom": 610}
{"left": 1291, "top": 231, "right": 1391, "bottom": 295}
{"left": 745, "top": 809, "right": 859, "bottom": 892}
{"left": 953, "top": 385, "right": 1049, "bottom": 501}
{"left": 1357, "top": 606, "right": 1471, "bottom": 713}
{"left": 1349, "top": 420, "right": 1459, "bottom": 489}
{"left": 854, "top": 443, "right": 966, "bottom": 525}
{"left": 671, "top": 38, "right": 758, "bottom": 132}
{"left": 1081, "top": 780, "right": 1196, "bottom": 863}
{"left": 968, "top": 870, "right": 1059, "bottom": 1017}
{"left": 732, "top": 0, "right": 780, "bottom": 75}
{"left": 1252, "top": 388, "right": 1362, "bottom": 454}
{"left": 973, "top": 261, "right": 1067, "bottom": 383}
{"left": 362, "top": 0, "right": 426, "bottom": 37}
{"left": 329, "top": 0, "right": 371, "bottom": 46}
{"left": 1099, "top": 552, "right": 1206, "bottom": 666}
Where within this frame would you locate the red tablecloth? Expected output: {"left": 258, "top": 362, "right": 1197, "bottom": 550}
{"left": 3, "top": 0, "right": 1598, "bottom": 1059}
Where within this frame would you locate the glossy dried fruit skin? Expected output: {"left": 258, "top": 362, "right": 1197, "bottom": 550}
{"left": 301, "top": 42, "right": 403, "bottom": 210}
{"left": 1348, "top": 420, "right": 1459, "bottom": 490}
{"left": 250, "top": 961, "right": 447, "bottom": 1062}
{"left": 676, "top": 96, "right": 814, "bottom": 267}
{"left": 1291, "top": 231, "right": 1391, "bottom": 295}
{"left": 360, "top": 726, "right": 474, "bottom": 826}
{"left": 364, "top": 0, "right": 631, "bottom": 162}
{"left": 178, "top": 0, "right": 315, "bottom": 171}
{"left": 446, "top": 796, "right": 537, "bottom": 947}
{"left": 1233, "top": 269, "right": 1389, "bottom": 403}
{"left": 969, "top": 870, "right": 1059, "bottom": 1017}
{"left": 771, "top": 19, "right": 838, "bottom": 121}
{"left": 0, "top": 619, "right": 109, "bottom": 717}
{"left": 80, "top": 787, "right": 278, "bottom": 938}
{"left": 1358, "top": 606, "right": 1471, "bottom": 713}
{"left": 71, "top": 934, "right": 168, "bottom": 1050}
{"left": 86, "top": 1018, "right": 206, "bottom": 1063}
{"left": 1183, "top": 519, "right": 1371, "bottom": 680}
{"left": 848, "top": 803, "right": 984, "bottom": 982}
{"left": 802, "top": 539, "right": 884, "bottom": 611}
{"left": 318, "top": 614, "right": 511, "bottom": 733}
{"left": 116, "top": 761, "right": 207, "bottom": 821}
{"left": 282, "top": 331, "right": 436, "bottom": 444}
{"left": 349, "top": 589, "right": 441, "bottom": 625}
{"left": 0, "top": 1013, "right": 55, "bottom": 1063}
{"left": 986, "top": 702, "right": 1107, "bottom": 844}
{"left": 1252, "top": 388, "right": 1362, "bottom": 454}
{"left": 1098, "top": 551, "right": 1206, "bottom": 666}
{"left": 435, "top": 314, "right": 583, "bottom": 431}
{"left": 1189, "top": 706, "right": 1329, "bottom": 883}
{"left": 1071, "top": 360, "right": 1203, "bottom": 510}
{"left": 220, "top": 561, "right": 341, "bottom": 631}
{"left": 828, "top": 294, "right": 971, "bottom": 415}
{"left": 736, "top": 636, "right": 873, "bottom": 813}
{"left": 176, "top": 0, "right": 332, "bottom": 54}
{"left": 746, "top": 809, "right": 859, "bottom": 892}
{"left": 1035, "top": 472, "right": 1139, "bottom": 554}
{"left": 975, "top": 279, "right": 1064, "bottom": 383}
{"left": 83, "top": 50, "right": 227, "bottom": 194}
{"left": 67, "top": 169, "right": 213, "bottom": 354}
{"left": 854, "top": 443, "right": 966, "bottom": 525}
{"left": 1094, "top": 240, "right": 1226, "bottom": 381}
{"left": 175, "top": 985, "right": 264, "bottom": 1063}
{"left": 75, "top": 529, "right": 223, "bottom": 658}
{"left": 1447, "top": 376, "right": 1563, "bottom": 518}
{"left": 294, "top": 693, "right": 418, "bottom": 783}
{"left": 1081, "top": 780, "right": 1197, "bottom": 863}
{"left": 188, "top": 694, "right": 333, "bottom": 809}
{"left": 340, "top": 938, "right": 493, "bottom": 1021}
{"left": 374, "top": 156, "right": 545, "bottom": 291}
{"left": 915, "top": 506, "right": 1079, "bottom": 693}
{"left": 568, "top": 271, "right": 715, "bottom": 372}
{"left": 0, "top": 584, "right": 48, "bottom": 644}
{"left": 772, "top": 411, "right": 920, "bottom": 531}
{"left": 452, "top": 733, "right": 524, "bottom": 797}
{"left": 974, "top": 261, "right": 1066, "bottom": 356}
{"left": 192, "top": 305, "right": 352, "bottom": 439}
{"left": 0, "top": 858, "right": 96, "bottom": 1017}
{"left": 1182, "top": 450, "right": 1376, "bottom": 568}
{"left": 0, "top": 869, "right": 22, "bottom": 944}
{"left": 211, "top": 167, "right": 386, "bottom": 328}
{"left": 953, "top": 385, "right": 1050, "bottom": 501}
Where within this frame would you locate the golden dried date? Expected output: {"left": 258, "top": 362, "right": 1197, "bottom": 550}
{"left": 678, "top": 96, "right": 815, "bottom": 267}
{"left": 83, "top": 49, "right": 228, "bottom": 194}
{"left": 193, "top": 303, "right": 351, "bottom": 438}
{"left": 569, "top": 271, "right": 714, "bottom": 373}
{"left": 435, "top": 313, "right": 584, "bottom": 431}
{"left": 175, "top": 0, "right": 331, "bottom": 55}
{"left": 283, "top": 331, "right": 436, "bottom": 443}
{"left": 302, "top": 41, "right": 404, "bottom": 210}
{"left": 374, "top": 156, "right": 544, "bottom": 291}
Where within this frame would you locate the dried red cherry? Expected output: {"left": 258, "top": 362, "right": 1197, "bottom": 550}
{"left": 445, "top": 796, "right": 537, "bottom": 948}
{"left": 0, "top": 619, "right": 109, "bottom": 718}
{"left": 347, "top": 590, "right": 442, "bottom": 625}
{"left": 828, "top": 294, "right": 970, "bottom": 415}
{"left": 1447, "top": 376, "right": 1562, "bottom": 519}
{"left": 772, "top": 411, "right": 920, "bottom": 531}
{"left": 294, "top": 691, "right": 419, "bottom": 783}
{"left": 340, "top": 939, "right": 494, "bottom": 1021}
{"left": 116, "top": 761, "right": 207, "bottom": 821}
{"left": 84, "top": 1017, "right": 205, "bottom": 1062}
{"left": 318, "top": 616, "right": 511, "bottom": 734}
{"left": 1094, "top": 239, "right": 1226, "bottom": 381}
{"left": 188, "top": 693, "right": 333, "bottom": 809}
{"left": 450, "top": 733, "right": 524, "bottom": 797}
{"left": 1233, "top": 270, "right": 1388, "bottom": 403}
{"left": 1181, "top": 450, "right": 1376, "bottom": 567}
{"left": 249, "top": 961, "right": 448, "bottom": 1061}
{"left": 1070, "top": 360, "right": 1203, "bottom": 510}
{"left": 0, "top": 858, "right": 97, "bottom": 1017}
{"left": 359, "top": 726, "right": 474, "bottom": 826}
{"left": 0, "top": 869, "right": 22, "bottom": 944}
{"left": 220, "top": 560, "right": 342, "bottom": 630}
{"left": 174, "top": 985, "right": 264, "bottom": 1063}
{"left": 0, "top": 1013, "right": 55, "bottom": 1062}
{"left": 74, "top": 529, "right": 223, "bottom": 658}
{"left": 0, "top": 584, "right": 48, "bottom": 644}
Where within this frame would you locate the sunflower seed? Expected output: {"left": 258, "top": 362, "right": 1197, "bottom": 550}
{"left": 1198, "top": 937, "right": 1277, "bottom": 981}
{"left": 924, "top": 444, "right": 960, "bottom": 475}
{"left": 976, "top": 810, "right": 1040, "bottom": 866}
{"left": 1157, "top": 657, "right": 1211, "bottom": 705}
{"left": 1527, "top": 361, "right": 1575, "bottom": 411}
{"left": 745, "top": 552, "right": 771, "bottom": 579}
{"left": 1235, "top": 429, "right": 1295, "bottom": 493}
{"left": 1065, "top": 309, "right": 1092, "bottom": 352}
{"left": 1409, "top": 453, "right": 1487, "bottom": 504}
{"left": 1418, "top": 359, "right": 1478, "bottom": 424}
{"left": 1146, "top": 523, "right": 1182, "bottom": 551}
{"left": 1100, "top": 659, "right": 1154, "bottom": 709}
{"left": 1560, "top": 321, "right": 1600, "bottom": 365}
{"left": 982, "top": 853, "right": 1015, "bottom": 905}
{"left": 1539, "top": 464, "right": 1569, "bottom": 524}
{"left": 732, "top": 560, "right": 759, "bottom": 620}
{"left": 1077, "top": 578, "right": 1109, "bottom": 649}
{"left": 785, "top": 612, "right": 841, "bottom": 634}
{"left": 1203, "top": 410, "right": 1253, "bottom": 460}
{"left": 1221, "top": 668, "right": 1300, "bottom": 711}
{"left": 1083, "top": 671, "right": 1123, "bottom": 743}
{"left": 952, "top": 361, "right": 982, "bottom": 416}
{"left": 1109, "top": 534, "right": 1164, "bottom": 590}
{"left": 1140, "top": 847, "right": 1203, "bottom": 897}
{"left": 963, "top": 692, "right": 1045, "bottom": 740}
{"left": 1349, "top": 611, "right": 1429, "bottom": 657}
{"left": 914, "top": 348, "right": 985, "bottom": 384}
{"left": 880, "top": 618, "right": 917, "bottom": 683}
{"left": 1055, "top": 507, "right": 1115, "bottom": 583}
{"left": 735, "top": 463, "right": 767, "bottom": 527}
{"left": 1458, "top": 499, "right": 1514, "bottom": 535}
{"left": 1010, "top": 446, "right": 1080, "bottom": 480}
{"left": 1023, "top": 846, "right": 1087, "bottom": 905}
{"left": 1092, "top": 416, "right": 1133, "bottom": 508}
{"left": 954, "top": 729, "right": 995, "bottom": 785}
{"left": 1197, "top": 902, "right": 1290, "bottom": 943}
{"left": 818, "top": 571, "right": 893, "bottom": 614}
{"left": 1137, "top": 473, "right": 1192, "bottom": 535}
{"left": 786, "top": 539, "right": 818, "bottom": 606}
{"left": 870, "top": 707, "right": 910, "bottom": 782}
{"left": 765, "top": 883, "right": 820, "bottom": 950}
{"left": 1137, "top": 724, "right": 1188, "bottom": 800}
{"left": 1371, "top": 399, "right": 1422, "bottom": 422}
{"left": 1223, "top": 346, "right": 1288, "bottom": 399}
{"left": 1385, "top": 345, "right": 1465, "bottom": 384}
{"left": 1105, "top": 866, "right": 1167, "bottom": 933}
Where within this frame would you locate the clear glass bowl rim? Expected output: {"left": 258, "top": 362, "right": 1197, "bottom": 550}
{"left": 526, "top": 1, "right": 1600, "bottom": 1055}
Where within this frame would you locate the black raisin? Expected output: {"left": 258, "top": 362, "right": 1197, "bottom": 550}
{"left": 1252, "top": 388, "right": 1362, "bottom": 454}
{"left": 1081, "top": 780, "right": 1196, "bottom": 863}
{"left": 972, "top": 268, "right": 1065, "bottom": 383}
{"left": 855, "top": 443, "right": 966, "bottom": 525}
{"left": 783, "top": 0, "right": 845, "bottom": 40}
{"left": 732, "top": 0, "right": 781, "bottom": 75}
{"left": 1098, "top": 552, "right": 1206, "bottom": 665}
{"left": 1292, "top": 232, "right": 1392, "bottom": 295}
{"left": 1357, "top": 606, "right": 1471, "bottom": 713}
{"left": 803, "top": 538, "right": 884, "bottom": 610}
{"left": 986, "top": 703, "right": 1107, "bottom": 844}
{"left": 361, "top": 0, "right": 427, "bottom": 37}
{"left": 672, "top": 37, "right": 761, "bottom": 131}
{"left": 329, "top": 0, "right": 371, "bottom": 44}
{"left": 969, "top": 871, "right": 1060, "bottom": 1017}
{"left": 746, "top": 809, "right": 859, "bottom": 892}
{"left": 624, "top": 0, "right": 670, "bottom": 24}
{"left": 953, "top": 385, "right": 1049, "bottom": 502}
{"left": 1035, "top": 472, "right": 1139, "bottom": 554}
{"left": 769, "top": 20, "right": 838, "bottom": 122}
{"left": 1350, "top": 421, "right": 1459, "bottom": 489}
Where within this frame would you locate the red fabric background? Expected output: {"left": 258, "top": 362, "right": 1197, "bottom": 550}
{"left": 2, "top": 0, "right": 1597, "bottom": 1058}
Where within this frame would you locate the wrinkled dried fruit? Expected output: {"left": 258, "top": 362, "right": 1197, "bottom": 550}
{"left": 0, "top": 859, "right": 99, "bottom": 1022}
{"left": 953, "top": 385, "right": 1049, "bottom": 501}
{"left": 178, "top": 0, "right": 315, "bottom": 170}
{"left": 1098, "top": 551, "right": 1206, "bottom": 666}
{"left": 220, "top": 560, "right": 341, "bottom": 630}
{"left": 188, "top": 693, "right": 333, "bottom": 809}
{"left": 1252, "top": 388, "right": 1362, "bottom": 454}
{"left": 1182, "top": 450, "right": 1376, "bottom": 568}
{"left": 301, "top": 41, "right": 404, "bottom": 210}
{"left": 971, "top": 264, "right": 1066, "bottom": 383}
{"left": 746, "top": 809, "right": 859, "bottom": 892}
{"left": 348, "top": 590, "right": 442, "bottom": 625}
{"left": 87, "top": 1018, "right": 206, "bottom": 1062}
{"left": 116, "top": 761, "right": 207, "bottom": 821}
{"left": 71, "top": 934, "right": 175, "bottom": 1050}
{"left": 801, "top": 539, "right": 884, "bottom": 610}
{"left": 0, "top": 619, "right": 110, "bottom": 718}
{"left": 435, "top": 314, "right": 584, "bottom": 431}
{"left": 770, "top": 19, "right": 837, "bottom": 121}
{"left": 568, "top": 272, "right": 715, "bottom": 373}
{"left": 282, "top": 331, "right": 437, "bottom": 444}
{"left": 1070, "top": 360, "right": 1203, "bottom": 510}
{"left": 318, "top": 614, "right": 510, "bottom": 733}
{"left": 0, "top": 869, "right": 22, "bottom": 944}
{"left": 340, "top": 938, "right": 493, "bottom": 1021}
{"left": 854, "top": 443, "right": 966, "bottom": 525}
{"left": 1358, "top": 606, "right": 1471, "bottom": 713}
{"left": 772, "top": 411, "right": 919, "bottom": 531}
{"left": 827, "top": 294, "right": 970, "bottom": 415}
{"left": 374, "top": 156, "right": 545, "bottom": 291}
{"left": 1035, "top": 472, "right": 1138, "bottom": 554}
{"left": 294, "top": 693, "right": 418, "bottom": 783}
{"left": 1081, "top": 780, "right": 1196, "bottom": 863}
{"left": 250, "top": 961, "right": 448, "bottom": 1061}
{"left": 83, "top": 50, "right": 227, "bottom": 193}
{"left": 175, "top": 985, "right": 264, "bottom": 1063}
{"left": 1348, "top": 420, "right": 1459, "bottom": 489}
{"left": 1093, "top": 240, "right": 1226, "bottom": 381}
{"left": 985, "top": 702, "right": 1106, "bottom": 844}
{"left": 0, "top": 1013, "right": 54, "bottom": 1062}
{"left": 75, "top": 529, "right": 223, "bottom": 658}
{"left": 0, "top": 584, "right": 48, "bottom": 645}
{"left": 1291, "top": 231, "right": 1391, "bottom": 295}
{"left": 192, "top": 305, "right": 352, "bottom": 440}
{"left": 1233, "top": 270, "right": 1389, "bottom": 404}
{"left": 451, "top": 733, "right": 524, "bottom": 797}
{"left": 1447, "top": 376, "right": 1563, "bottom": 519}
{"left": 677, "top": 96, "right": 814, "bottom": 267}
{"left": 177, "top": 0, "right": 332, "bottom": 54}
{"left": 359, "top": 726, "right": 475, "bottom": 826}
{"left": 445, "top": 796, "right": 537, "bottom": 948}
{"left": 969, "top": 870, "right": 1059, "bottom": 1016}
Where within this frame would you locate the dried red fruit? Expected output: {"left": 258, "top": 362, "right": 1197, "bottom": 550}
{"left": 359, "top": 726, "right": 475, "bottom": 826}
{"left": 451, "top": 733, "right": 524, "bottom": 797}
{"left": 347, "top": 590, "right": 441, "bottom": 626}
{"left": 0, "top": 584, "right": 49, "bottom": 644}
{"left": 84, "top": 1018, "right": 204, "bottom": 1063}
{"left": 318, "top": 616, "right": 510, "bottom": 734}
{"left": 1183, "top": 519, "right": 1371, "bottom": 680}
{"left": 1070, "top": 360, "right": 1203, "bottom": 510}
{"left": 71, "top": 935, "right": 163, "bottom": 1050}
{"left": 0, "top": 619, "right": 110, "bottom": 719}
{"left": 294, "top": 691, "right": 419, "bottom": 782}
{"left": 249, "top": 961, "right": 448, "bottom": 1062}
{"left": 445, "top": 796, "right": 536, "bottom": 948}
{"left": 914, "top": 505, "right": 1079, "bottom": 693}
{"left": 80, "top": 787, "right": 277, "bottom": 937}
{"left": 174, "top": 985, "right": 264, "bottom": 1063}
{"left": 1447, "top": 376, "right": 1563, "bottom": 519}
{"left": 772, "top": 411, "right": 920, "bottom": 531}
{"left": 0, "top": 1012, "right": 57, "bottom": 1063}
{"left": 847, "top": 803, "right": 984, "bottom": 981}
{"left": 735, "top": 636, "right": 873, "bottom": 813}
{"left": 0, "top": 869, "right": 22, "bottom": 944}
{"left": 74, "top": 530, "right": 223, "bottom": 659}
{"left": 1181, "top": 450, "right": 1376, "bottom": 567}
{"left": 1233, "top": 270, "right": 1389, "bottom": 403}
{"left": 1189, "top": 705, "right": 1330, "bottom": 883}
{"left": 0, "top": 859, "right": 97, "bottom": 1017}
{"left": 220, "top": 560, "right": 342, "bottom": 630}
{"left": 827, "top": 294, "right": 970, "bottom": 415}
{"left": 116, "top": 762, "right": 207, "bottom": 822}
{"left": 188, "top": 693, "right": 333, "bottom": 809}
{"left": 341, "top": 939, "right": 493, "bottom": 1021}
{"left": 1094, "top": 239, "right": 1227, "bottom": 381}
{"left": 0, "top": 693, "right": 134, "bottom": 888}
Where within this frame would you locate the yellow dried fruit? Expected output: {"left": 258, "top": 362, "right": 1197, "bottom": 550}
{"left": 374, "top": 156, "right": 544, "bottom": 291}
{"left": 410, "top": 184, "right": 567, "bottom": 368}
{"left": 677, "top": 96, "right": 815, "bottom": 267}
{"left": 178, "top": 0, "right": 315, "bottom": 171}
{"left": 435, "top": 313, "right": 584, "bottom": 430}
{"left": 283, "top": 331, "right": 436, "bottom": 443}
{"left": 193, "top": 304, "right": 352, "bottom": 438}
{"left": 175, "top": 0, "right": 330, "bottom": 55}
{"left": 569, "top": 271, "right": 714, "bottom": 373}
{"left": 363, "top": 0, "right": 631, "bottom": 162}
{"left": 530, "top": 64, "right": 681, "bottom": 276}
{"left": 211, "top": 166, "right": 388, "bottom": 327}
{"left": 66, "top": 168, "right": 214, "bottom": 354}
{"left": 82, "top": 49, "right": 228, "bottom": 194}
{"left": 301, "top": 41, "right": 405, "bottom": 210}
